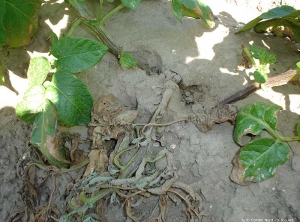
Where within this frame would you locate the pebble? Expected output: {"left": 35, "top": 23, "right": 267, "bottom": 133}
{"left": 172, "top": 74, "right": 182, "bottom": 83}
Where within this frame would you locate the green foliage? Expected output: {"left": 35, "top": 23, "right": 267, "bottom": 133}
{"left": 119, "top": 53, "right": 137, "bottom": 68}
{"left": 15, "top": 0, "right": 214, "bottom": 169}
{"left": 45, "top": 71, "right": 93, "bottom": 126}
{"left": 30, "top": 99, "right": 70, "bottom": 168}
{"left": 239, "top": 138, "right": 289, "bottom": 182}
{"left": 234, "top": 102, "right": 300, "bottom": 183}
{"left": 51, "top": 36, "right": 108, "bottom": 73}
{"left": 234, "top": 102, "right": 281, "bottom": 144}
{"left": 16, "top": 85, "right": 46, "bottom": 124}
{"left": 27, "top": 57, "right": 51, "bottom": 86}
{"left": 249, "top": 45, "right": 276, "bottom": 65}
{"left": 172, "top": 0, "right": 215, "bottom": 28}
{"left": 236, "top": 6, "right": 300, "bottom": 42}
{"left": 0, "top": 0, "right": 5, "bottom": 46}
{"left": 243, "top": 44, "right": 276, "bottom": 84}
{"left": 121, "top": 0, "right": 141, "bottom": 10}
{"left": 17, "top": 53, "right": 95, "bottom": 167}
{"left": 0, "top": 0, "right": 41, "bottom": 48}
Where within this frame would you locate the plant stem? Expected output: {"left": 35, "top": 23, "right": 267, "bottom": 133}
{"left": 83, "top": 21, "right": 120, "bottom": 56}
{"left": 281, "top": 136, "right": 300, "bottom": 142}
{"left": 100, "top": 4, "right": 125, "bottom": 26}
{"left": 98, "top": 0, "right": 103, "bottom": 24}
{"left": 80, "top": 188, "right": 113, "bottom": 203}
{"left": 242, "top": 44, "right": 256, "bottom": 66}
{"left": 67, "top": 18, "right": 84, "bottom": 36}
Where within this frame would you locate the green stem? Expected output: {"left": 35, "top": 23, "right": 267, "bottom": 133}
{"left": 80, "top": 188, "right": 112, "bottom": 203}
{"left": 242, "top": 45, "right": 256, "bottom": 67}
{"left": 281, "top": 136, "right": 300, "bottom": 142}
{"left": 267, "top": 129, "right": 284, "bottom": 141}
{"left": 83, "top": 21, "right": 120, "bottom": 56}
{"left": 266, "top": 127, "right": 300, "bottom": 142}
{"left": 97, "top": 0, "right": 103, "bottom": 24}
{"left": 100, "top": 4, "right": 125, "bottom": 26}
{"left": 67, "top": 18, "right": 85, "bottom": 36}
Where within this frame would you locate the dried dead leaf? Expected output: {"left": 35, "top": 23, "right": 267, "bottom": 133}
{"left": 83, "top": 149, "right": 109, "bottom": 177}
{"left": 230, "top": 152, "right": 247, "bottom": 185}
{"left": 46, "top": 135, "right": 70, "bottom": 164}
{"left": 90, "top": 94, "right": 138, "bottom": 147}
{"left": 115, "top": 110, "right": 138, "bottom": 125}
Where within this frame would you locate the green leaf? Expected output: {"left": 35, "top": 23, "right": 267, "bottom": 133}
{"left": 31, "top": 99, "right": 70, "bottom": 168}
{"left": 253, "top": 13, "right": 300, "bottom": 42}
{"left": 236, "top": 6, "right": 296, "bottom": 34}
{"left": 297, "top": 61, "right": 300, "bottom": 69}
{"left": 181, "top": 0, "right": 196, "bottom": 10}
{"left": 68, "top": 0, "right": 93, "bottom": 19}
{"left": 45, "top": 71, "right": 94, "bottom": 126}
{"left": 236, "top": 6, "right": 295, "bottom": 33}
{"left": 0, "top": 0, "right": 6, "bottom": 47}
{"left": 16, "top": 85, "right": 46, "bottom": 124}
{"left": 249, "top": 45, "right": 276, "bottom": 64}
{"left": 180, "top": 0, "right": 215, "bottom": 28}
{"left": 193, "top": 0, "right": 215, "bottom": 28}
{"left": 172, "top": 0, "right": 183, "bottom": 22}
{"left": 234, "top": 102, "right": 282, "bottom": 145}
{"left": 3, "top": 0, "right": 41, "bottom": 47}
{"left": 51, "top": 37, "right": 108, "bottom": 73}
{"left": 253, "top": 70, "right": 267, "bottom": 84}
{"left": 182, "top": 5, "right": 199, "bottom": 19}
{"left": 236, "top": 17, "right": 262, "bottom": 34}
{"left": 119, "top": 53, "right": 137, "bottom": 68}
{"left": 51, "top": 32, "right": 58, "bottom": 45}
{"left": 260, "top": 5, "right": 295, "bottom": 20}
{"left": 236, "top": 6, "right": 300, "bottom": 42}
{"left": 28, "top": 57, "right": 51, "bottom": 86}
{"left": 120, "top": 0, "right": 141, "bottom": 10}
{"left": 240, "top": 138, "right": 290, "bottom": 182}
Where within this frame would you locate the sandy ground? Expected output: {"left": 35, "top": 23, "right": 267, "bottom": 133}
{"left": 1, "top": 0, "right": 300, "bottom": 221}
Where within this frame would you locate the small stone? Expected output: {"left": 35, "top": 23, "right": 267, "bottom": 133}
{"left": 172, "top": 74, "right": 182, "bottom": 84}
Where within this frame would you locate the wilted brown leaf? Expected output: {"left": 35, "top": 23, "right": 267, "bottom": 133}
{"left": 46, "top": 135, "right": 70, "bottom": 164}
{"left": 83, "top": 149, "right": 109, "bottom": 177}
{"left": 89, "top": 94, "right": 138, "bottom": 147}
{"left": 230, "top": 151, "right": 247, "bottom": 185}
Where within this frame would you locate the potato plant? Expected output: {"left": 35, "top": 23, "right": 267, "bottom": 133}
{"left": 0, "top": 0, "right": 215, "bottom": 167}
